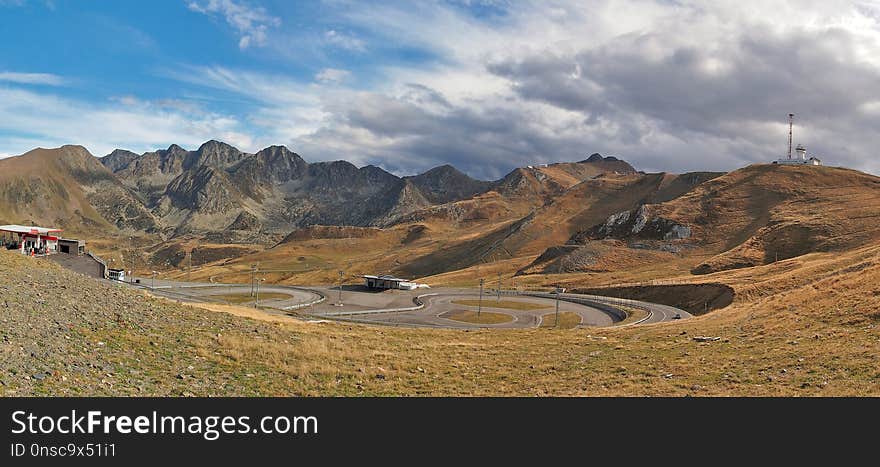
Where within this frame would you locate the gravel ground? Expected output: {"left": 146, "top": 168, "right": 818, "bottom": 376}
{"left": 0, "top": 251, "right": 295, "bottom": 396}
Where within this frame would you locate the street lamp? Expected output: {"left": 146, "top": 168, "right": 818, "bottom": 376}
{"left": 250, "top": 264, "right": 258, "bottom": 297}
{"left": 336, "top": 270, "right": 345, "bottom": 306}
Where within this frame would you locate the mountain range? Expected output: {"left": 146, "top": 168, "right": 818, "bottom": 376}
{"left": 2, "top": 141, "right": 879, "bottom": 283}
{"left": 93, "top": 141, "right": 634, "bottom": 236}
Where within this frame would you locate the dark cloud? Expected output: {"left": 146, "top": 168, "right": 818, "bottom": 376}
{"left": 292, "top": 3, "right": 880, "bottom": 179}
{"left": 487, "top": 25, "right": 880, "bottom": 174}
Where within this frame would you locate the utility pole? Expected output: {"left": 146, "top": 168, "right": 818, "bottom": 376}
{"left": 151, "top": 271, "right": 157, "bottom": 289}
{"left": 497, "top": 272, "right": 502, "bottom": 301}
{"left": 185, "top": 250, "right": 192, "bottom": 282}
{"left": 555, "top": 285, "right": 561, "bottom": 328}
{"left": 255, "top": 278, "right": 263, "bottom": 308}
{"left": 788, "top": 113, "right": 794, "bottom": 160}
{"left": 478, "top": 278, "right": 484, "bottom": 318}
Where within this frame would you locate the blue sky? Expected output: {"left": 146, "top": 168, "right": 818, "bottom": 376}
{"left": 2, "top": 0, "right": 880, "bottom": 178}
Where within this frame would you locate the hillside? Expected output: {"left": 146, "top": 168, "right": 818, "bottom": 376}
{"left": 4, "top": 237, "right": 880, "bottom": 396}
{"left": 559, "top": 164, "right": 880, "bottom": 276}
{"left": 0, "top": 146, "right": 157, "bottom": 234}
{"left": 398, "top": 171, "right": 719, "bottom": 278}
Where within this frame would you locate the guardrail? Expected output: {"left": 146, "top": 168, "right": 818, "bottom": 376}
{"left": 280, "top": 287, "right": 327, "bottom": 311}
{"left": 523, "top": 292, "right": 628, "bottom": 322}
{"left": 316, "top": 293, "right": 438, "bottom": 316}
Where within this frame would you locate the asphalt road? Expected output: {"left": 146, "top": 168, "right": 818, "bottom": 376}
{"left": 325, "top": 292, "right": 617, "bottom": 329}
{"left": 120, "top": 277, "right": 690, "bottom": 329}
{"left": 551, "top": 292, "right": 694, "bottom": 324}
{"left": 122, "top": 276, "right": 323, "bottom": 310}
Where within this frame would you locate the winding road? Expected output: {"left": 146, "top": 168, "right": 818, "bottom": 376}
{"left": 122, "top": 277, "right": 690, "bottom": 330}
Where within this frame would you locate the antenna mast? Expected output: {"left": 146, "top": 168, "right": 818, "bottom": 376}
{"left": 788, "top": 113, "right": 794, "bottom": 159}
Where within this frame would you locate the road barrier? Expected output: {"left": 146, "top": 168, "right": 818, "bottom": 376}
{"left": 317, "top": 293, "right": 438, "bottom": 316}
{"left": 280, "top": 287, "right": 326, "bottom": 310}
{"left": 523, "top": 292, "right": 629, "bottom": 322}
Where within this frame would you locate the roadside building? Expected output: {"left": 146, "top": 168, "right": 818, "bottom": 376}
{"left": 363, "top": 274, "right": 419, "bottom": 290}
{"left": 0, "top": 225, "right": 62, "bottom": 256}
{"left": 108, "top": 268, "right": 126, "bottom": 282}
{"left": 57, "top": 238, "right": 86, "bottom": 255}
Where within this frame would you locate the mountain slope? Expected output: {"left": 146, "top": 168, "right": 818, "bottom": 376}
{"left": 404, "top": 164, "right": 492, "bottom": 204}
{"left": 101, "top": 142, "right": 491, "bottom": 233}
{"left": 566, "top": 164, "right": 880, "bottom": 274}
{"left": 0, "top": 146, "right": 158, "bottom": 234}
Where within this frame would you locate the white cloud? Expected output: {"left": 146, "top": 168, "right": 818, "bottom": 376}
{"left": 187, "top": 0, "right": 280, "bottom": 49}
{"left": 0, "top": 71, "right": 64, "bottom": 86}
{"left": 281, "top": 0, "right": 880, "bottom": 177}
{"left": 324, "top": 30, "right": 365, "bottom": 52}
{"left": 0, "top": 85, "right": 255, "bottom": 157}
{"left": 315, "top": 68, "right": 351, "bottom": 83}
{"left": 8, "top": 1, "right": 880, "bottom": 179}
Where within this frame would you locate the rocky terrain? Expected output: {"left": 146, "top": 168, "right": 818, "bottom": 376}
{"left": 0, "top": 142, "right": 636, "bottom": 239}
{"left": 98, "top": 140, "right": 533, "bottom": 234}
{"left": 5, "top": 140, "right": 880, "bottom": 293}
{"left": 0, "top": 250, "right": 299, "bottom": 396}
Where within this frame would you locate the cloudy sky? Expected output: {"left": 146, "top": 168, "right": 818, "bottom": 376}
{"left": 2, "top": 0, "right": 880, "bottom": 179}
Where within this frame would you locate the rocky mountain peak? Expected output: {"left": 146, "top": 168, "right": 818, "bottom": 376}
{"left": 406, "top": 163, "right": 491, "bottom": 204}
{"left": 187, "top": 140, "right": 248, "bottom": 170}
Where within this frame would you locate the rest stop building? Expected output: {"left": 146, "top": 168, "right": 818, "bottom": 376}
{"left": 0, "top": 224, "right": 86, "bottom": 257}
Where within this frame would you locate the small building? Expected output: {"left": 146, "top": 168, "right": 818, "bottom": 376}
{"left": 0, "top": 225, "right": 62, "bottom": 256}
{"left": 108, "top": 268, "right": 126, "bottom": 282}
{"left": 363, "top": 274, "right": 418, "bottom": 290}
{"left": 773, "top": 144, "right": 822, "bottom": 165}
{"left": 58, "top": 238, "right": 86, "bottom": 255}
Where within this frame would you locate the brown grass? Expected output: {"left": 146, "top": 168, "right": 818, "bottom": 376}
{"left": 539, "top": 312, "right": 582, "bottom": 329}
{"left": 207, "top": 292, "right": 291, "bottom": 304}
{"left": 172, "top": 241, "right": 880, "bottom": 396}
{"left": 440, "top": 310, "right": 514, "bottom": 325}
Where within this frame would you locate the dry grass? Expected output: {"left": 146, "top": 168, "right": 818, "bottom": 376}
{"left": 207, "top": 292, "right": 291, "bottom": 304}
{"left": 451, "top": 299, "right": 549, "bottom": 311}
{"left": 173, "top": 241, "right": 880, "bottom": 396}
{"left": 439, "top": 310, "right": 514, "bottom": 325}
{"left": 539, "top": 312, "right": 582, "bottom": 329}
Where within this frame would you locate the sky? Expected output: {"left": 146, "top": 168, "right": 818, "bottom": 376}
{"left": 2, "top": 0, "right": 880, "bottom": 179}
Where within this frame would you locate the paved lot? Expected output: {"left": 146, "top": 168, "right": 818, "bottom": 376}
{"left": 46, "top": 254, "right": 104, "bottom": 279}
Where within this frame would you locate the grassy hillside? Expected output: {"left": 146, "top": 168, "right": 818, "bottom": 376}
{"left": 581, "top": 164, "right": 880, "bottom": 274}
{"left": 3, "top": 238, "right": 880, "bottom": 396}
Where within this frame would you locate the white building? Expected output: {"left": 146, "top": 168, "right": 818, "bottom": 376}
{"left": 773, "top": 144, "right": 822, "bottom": 166}
{"left": 363, "top": 274, "right": 419, "bottom": 290}
{"left": 108, "top": 268, "right": 126, "bottom": 282}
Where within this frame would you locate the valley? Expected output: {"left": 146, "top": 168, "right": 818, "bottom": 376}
{"left": 1, "top": 141, "right": 879, "bottom": 396}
